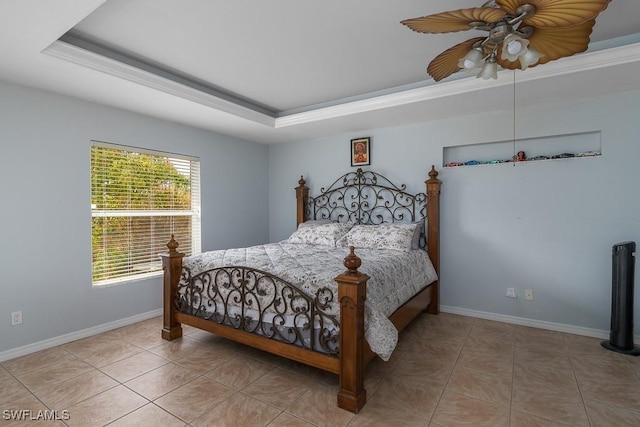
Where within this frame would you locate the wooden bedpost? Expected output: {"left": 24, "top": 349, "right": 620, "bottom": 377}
{"left": 160, "top": 235, "right": 184, "bottom": 340}
{"left": 335, "top": 246, "right": 368, "bottom": 413}
{"left": 295, "top": 175, "right": 309, "bottom": 228}
{"left": 426, "top": 165, "right": 441, "bottom": 314}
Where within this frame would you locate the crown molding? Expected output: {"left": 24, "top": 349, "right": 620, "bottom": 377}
{"left": 43, "top": 38, "right": 640, "bottom": 131}
{"left": 43, "top": 39, "right": 276, "bottom": 127}
{"left": 275, "top": 42, "right": 640, "bottom": 128}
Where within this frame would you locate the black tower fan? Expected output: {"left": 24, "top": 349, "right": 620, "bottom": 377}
{"left": 601, "top": 241, "right": 640, "bottom": 355}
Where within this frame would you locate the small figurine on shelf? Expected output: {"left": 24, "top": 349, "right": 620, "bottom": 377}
{"left": 516, "top": 151, "right": 526, "bottom": 162}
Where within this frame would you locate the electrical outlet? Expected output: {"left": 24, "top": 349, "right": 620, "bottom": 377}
{"left": 506, "top": 288, "right": 516, "bottom": 298}
{"left": 525, "top": 289, "right": 534, "bottom": 301}
{"left": 11, "top": 311, "right": 22, "bottom": 326}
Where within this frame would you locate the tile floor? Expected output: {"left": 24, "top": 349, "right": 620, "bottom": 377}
{"left": 2, "top": 313, "right": 640, "bottom": 426}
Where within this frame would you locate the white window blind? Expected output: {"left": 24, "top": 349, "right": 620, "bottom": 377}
{"left": 91, "top": 142, "right": 201, "bottom": 285}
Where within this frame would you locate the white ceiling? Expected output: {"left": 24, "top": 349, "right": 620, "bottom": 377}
{"left": 2, "top": 0, "right": 640, "bottom": 144}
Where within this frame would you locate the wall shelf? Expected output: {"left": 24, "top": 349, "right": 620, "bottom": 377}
{"left": 443, "top": 130, "right": 602, "bottom": 168}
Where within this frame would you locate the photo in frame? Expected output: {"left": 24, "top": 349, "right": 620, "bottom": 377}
{"left": 350, "top": 137, "right": 371, "bottom": 167}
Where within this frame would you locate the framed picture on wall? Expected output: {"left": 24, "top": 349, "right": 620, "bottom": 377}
{"left": 351, "top": 137, "right": 371, "bottom": 167}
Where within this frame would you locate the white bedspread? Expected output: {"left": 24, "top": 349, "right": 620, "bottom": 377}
{"left": 182, "top": 242, "right": 438, "bottom": 360}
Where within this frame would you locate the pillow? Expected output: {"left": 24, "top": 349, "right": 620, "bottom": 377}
{"left": 287, "top": 222, "right": 353, "bottom": 246}
{"left": 297, "top": 219, "right": 332, "bottom": 229}
{"left": 411, "top": 220, "right": 425, "bottom": 250}
{"left": 338, "top": 223, "right": 419, "bottom": 252}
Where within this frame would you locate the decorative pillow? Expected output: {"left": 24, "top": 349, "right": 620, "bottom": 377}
{"left": 338, "top": 223, "right": 419, "bottom": 251}
{"left": 287, "top": 222, "right": 353, "bottom": 246}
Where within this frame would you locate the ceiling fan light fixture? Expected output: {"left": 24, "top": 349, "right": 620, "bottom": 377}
{"left": 501, "top": 33, "right": 529, "bottom": 62}
{"left": 477, "top": 54, "right": 498, "bottom": 79}
{"left": 403, "top": 0, "right": 611, "bottom": 82}
{"left": 519, "top": 46, "right": 542, "bottom": 69}
{"left": 458, "top": 47, "right": 485, "bottom": 70}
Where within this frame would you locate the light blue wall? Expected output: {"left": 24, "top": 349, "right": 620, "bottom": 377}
{"left": 0, "top": 81, "right": 268, "bottom": 353}
{"left": 269, "top": 89, "right": 640, "bottom": 334}
{"left": 3, "top": 77, "right": 639, "bottom": 355}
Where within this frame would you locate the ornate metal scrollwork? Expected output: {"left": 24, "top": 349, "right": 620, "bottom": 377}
{"left": 307, "top": 168, "right": 428, "bottom": 248}
{"left": 176, "top": 266, "right": 339, "bottom": 355}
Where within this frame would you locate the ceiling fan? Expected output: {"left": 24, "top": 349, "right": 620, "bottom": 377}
{"left": 401, "top": 0, "right": 612, "bottom": 81}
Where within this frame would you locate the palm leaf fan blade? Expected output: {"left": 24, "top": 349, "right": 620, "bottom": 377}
{"left": 526, "top": 19, "right": 595, "bottom": 65}
{"left": 427, "top": 37, "right": 486, "bottom": 82}
{"left": 497, "top": 19, "right": 595, "bottom": 70}
{"left": 495, "top": 0, "right": 611, "bottom": 28}
{"left": 401, "top": 7, "right": 506, "bottom": 34}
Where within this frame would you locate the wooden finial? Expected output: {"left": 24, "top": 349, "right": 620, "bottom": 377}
{"left": 428, "top": 165, "right": 439, "bottom": 181}
{"left": 298, "top": 176, "right": 306, "bottom": 186}
{"left": 343, "top": 246, "right": 362, "bottom": 274}
{"left": 166, "top": 234, "right": 179, "bottom": 254}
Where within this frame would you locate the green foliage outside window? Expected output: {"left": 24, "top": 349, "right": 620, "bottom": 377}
{"left": 91, "top": 145, "right": 196, "bottom": 284}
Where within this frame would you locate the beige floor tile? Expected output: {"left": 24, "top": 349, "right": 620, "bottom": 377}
{"left": 455, "top": 346, "right": 513, "bottom": 379}
{"left": 391, "top": 352, "right": 454, "bottom": 386}
{"left": 564, "top": 334, "right": 619, "bottom": 359}
{"left": 148, "top": 336, "right": 210, "bottom": 362}
{"left": 431, "top": 391, "right": 509, "bottom": 427}
{"left": 108, "top": 316, "right": 162, "bottom": 340}
{"left": 446, "top": 365, "right": 511, "bottom": 407}
{"left": 285, "top": 383, "right": 355, "bottom": 427}
{"left": 571, "top": 353, "right": 639, "bottom": 385}
{"left": 515, "top": 326, "right": 567, "bottom": 350}
{"left": 471, "top": 319, "right": 516, "bottom": 339}
{"left": 8, "top": 312, "right": 640, "bottom": 427}
{"left": 269, "top": 412, "right": 316, "bottom": 427}
{"left": 154, "top": 376, "right": 236, "bottom": 423}
{"left": 242, "top": 368, "right": 313, "bottom": 409}
{"left": 33, "top": 369, "right": 118, "bottom": 409}
{"left": 1, "top": 347, "right": 74, "bottom": 376}
{"left": 65, "top": 385, "right": 148, "bottom": 427}
{"left": 13, "top": 358, "right": 94, "bottom": 392}
{"left": 515, "top": 344, "right": 572, "bottom": 365}
{"left": 512, "top": 381, "right": 589, "bottom": 426}
{"left": 191, "top": 392, "right": 281, "bottom": 427}
{"left": 423, "top": 312, "right": 474, "bottom": 331}
{"left": 406, "top": 336, "right": 463, "bottom": 362}
{"left": 124, "top": 362, "right": 200, "bottom": 400}
{"left": 0, "top": 371, "right": 31, "bottom": 405}
{"left": 204, "top": 353, "right": 274, "bottom": 390}
{"left": 107, "top": 403, "right": 185, "bottom": 427}
{"left": 367, "top": 374, "right": 441, "bottom": 420}
{"left": 100, "top": 351, "right": 169, "bottom": 383}
{"left": 0, "top": 393, "right": 50, "bottom": 427}
{"left": 464, "top": 333, "right": 515, "bottom": 354}
{"left": 510, "top": 409, "right": 576, "bottom": 427}
{"left": 62, "top": 335, "right": 144, "bottom": 368}
{"left": 121, "top": 331, "right": 166, "bottom": 351}
{"left": 585, "top": 398, "right": 640, "bottom": 427}
{"left": 514, "top": 359, "right": 578, "bottom": 391}
{"left": 347, "top": 397, "right": 429, "bottom": 427}
{"left": 576, "top": 376, "right": 640, "bottom": 412}
{"left": 173, "top": 345, "right": 236, "bottom": 373}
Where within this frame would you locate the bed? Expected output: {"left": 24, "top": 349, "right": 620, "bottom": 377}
{"left": 160, "top": 166, "right": 441, "bottom": 413}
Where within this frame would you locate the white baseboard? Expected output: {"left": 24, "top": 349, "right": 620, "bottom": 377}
{"left": 0, "top": 309, "right": 163, "bottom": 363}
{"left": 441, "top": 305, "right": 640, "bottom": 342}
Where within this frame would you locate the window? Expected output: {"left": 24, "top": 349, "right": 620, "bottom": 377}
{"left": 91, "top": 142, "right": 200, "bottom": 285}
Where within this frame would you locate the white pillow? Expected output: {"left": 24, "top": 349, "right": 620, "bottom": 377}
{"left": 338, "top": 223, "right": 418, "bottom": 251}
{"left": 287, "top": 222, "right": 353, "bottom": 246}
{"left": 297, "top": 219, "right": 332, "bottom": 229}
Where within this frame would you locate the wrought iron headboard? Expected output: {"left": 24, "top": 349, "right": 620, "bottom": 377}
{"left": 307, "top": 168, "right": 427, "bottom": 225}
